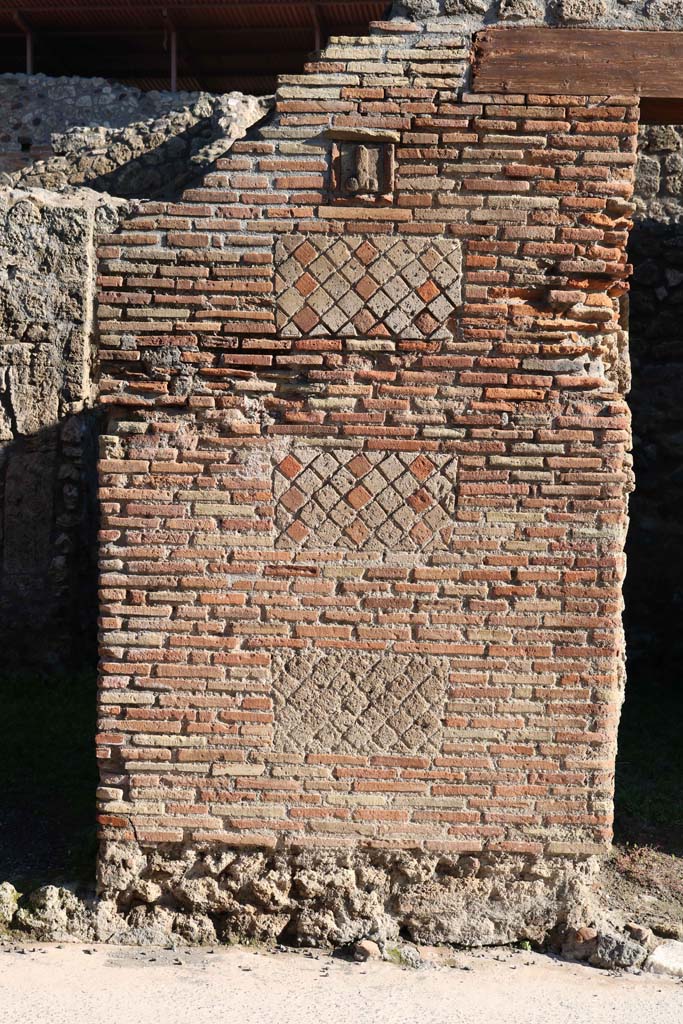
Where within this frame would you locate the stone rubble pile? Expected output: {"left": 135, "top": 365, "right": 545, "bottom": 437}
{"left": 3, "top": 91, "right": 271, "bottom": 199}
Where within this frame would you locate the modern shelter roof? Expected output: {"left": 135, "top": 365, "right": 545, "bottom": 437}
{"left": 0, "top": 1, "right": 389, "bottom": 94}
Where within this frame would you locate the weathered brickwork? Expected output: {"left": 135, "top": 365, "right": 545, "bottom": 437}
{"left": 0, "top": 79, "right": 265, "bottom": 669}
{"left": 95, "top": 17, "right": 638, "bottom": 941}
{"left": 271, "top": 648, "right": 449, "bottom": 756}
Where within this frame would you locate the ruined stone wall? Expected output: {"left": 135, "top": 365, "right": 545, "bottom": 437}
{"left": 0, "top": 78, "right": 268, "bottom": 670}
{"left": 95, "top": 16, "right": 637, "bottom": 944}
{"left": 6, "top": 93, "right": 270, "bottom": 201}
{"left": 0, "top": 74, "right": 267, "bottom": 180}
{"left": 0, "top": 187, "right": 122, "bottom": 668}
{"left": 393, "top": 0, "right": 683, "bottom": 29}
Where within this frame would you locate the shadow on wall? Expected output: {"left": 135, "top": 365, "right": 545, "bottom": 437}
{"left": 0, "top": 411, "right": 100, "bottom": 672}
{"left": 0, "top": 89, "right": 274, "bottom": 887}
{"left": 0, "top": 412, "right": 100, "bottom": 888}
{"left": 617, "top": 217, "right": 683, "bottom": 853}
{"left": 84, "top": 115, "right": 256, "bottom": 201}
{"left": 0, "top": 92, "right": 277, "bottom": 890}
{"left": 0, "top": 668, "right": 98, "bottom": 889}
{"left": 60, "top": 117, "right": 240, "bottom": 202}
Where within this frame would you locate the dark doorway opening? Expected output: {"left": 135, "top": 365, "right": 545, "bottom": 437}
{"left": 0, "top": 671, "right": 98, "bottom": 890}
{"left": 0, "top": 413, "right": 100, "bottom": 890}
{"left": 618, "top": 122, "right": 683, "bottom": 855}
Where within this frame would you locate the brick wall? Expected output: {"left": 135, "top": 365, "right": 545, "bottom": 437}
{"left": 95, "top": 18, "right": 637, "bottom": 944}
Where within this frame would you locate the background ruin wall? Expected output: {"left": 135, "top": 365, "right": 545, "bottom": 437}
{"left": 625, "top": 125, "right": 683, "bottom": 700}
{"left": 94, "top": 15, "right": 639, "bottom": 945}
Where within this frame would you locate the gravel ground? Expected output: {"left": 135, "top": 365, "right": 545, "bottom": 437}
{"left": 0, "top": 942, "right": 681, "bottom": 1024}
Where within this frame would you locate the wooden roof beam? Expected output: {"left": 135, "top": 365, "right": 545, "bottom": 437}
{"left": 472, "top": 28, "right": 683, "bottom": 99}
{"left": 162, "top": 8, "right": 177, "bottom": 90}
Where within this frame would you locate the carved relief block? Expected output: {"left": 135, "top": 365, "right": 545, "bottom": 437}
{"left": 337, "top": 141, "right": 395, "bottom": 197}
{"left": 326, "top": 126, "right": 398, "bottom": 199}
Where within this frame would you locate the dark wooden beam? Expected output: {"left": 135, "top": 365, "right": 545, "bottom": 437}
{"left": 473, "top": 28, "right": 683, "bottom": 99}
{"left": 161, "top": 9, "right": 177, "bottom": 91}
{"left": 640, "top": 97, "right": 683, "bottom": 125}
{"left": 41, "top": 50, "right": 307, "bottom": 73}
{"left": 3, "top": 0, "right": 352, "bottom": 9}
{"left": 310, "top": 3, "right": 322, "bottom": 52}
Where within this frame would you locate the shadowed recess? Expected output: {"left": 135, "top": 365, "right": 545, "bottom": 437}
{"left": 0, "top": 670, "right": 98, "bottom": 890}
{"left": 618, "top": 216, "right": 683, "bottom": 854}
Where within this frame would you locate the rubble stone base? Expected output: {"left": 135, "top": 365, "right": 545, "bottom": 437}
{"left": 83, "top": 842, "right": 601, "bottom": 948}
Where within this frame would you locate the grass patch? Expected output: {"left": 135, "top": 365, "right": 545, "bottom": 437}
{"left": 0, "top": 671, "right": 98, "bottom": 890}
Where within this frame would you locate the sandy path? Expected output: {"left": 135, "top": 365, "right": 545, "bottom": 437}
{"left": 0, "top": 942, "right": 680, "bottom": 1024}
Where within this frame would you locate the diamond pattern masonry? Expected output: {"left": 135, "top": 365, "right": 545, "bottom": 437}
{"left": 272, "top": 649, "right": 449, "bottom": 756}
{"left": 274, "top": 234, "right": 462, "bottom": 339}
{"left": 274, "top": 447, "right": 458, "bottom": 551}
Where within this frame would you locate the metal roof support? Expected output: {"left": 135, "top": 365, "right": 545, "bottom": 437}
{"left": 170, "top": 28, "right": 177, "bottom": 91}
{"left": 13, "top": 11, "right": 33, "bottom": 74}
{"left": 162, "top": 8, "right": 177, "bottom": 91}
{"left": 310, "top": 3, "right": 322, "bottom": 52}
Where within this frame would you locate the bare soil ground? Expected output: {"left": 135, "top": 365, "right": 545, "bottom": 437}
{"left": 598, "top": 845, "right": 683, "bottom": 939}
{"left": 0, "top": 942, "right": 681, "bottom": 1024}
